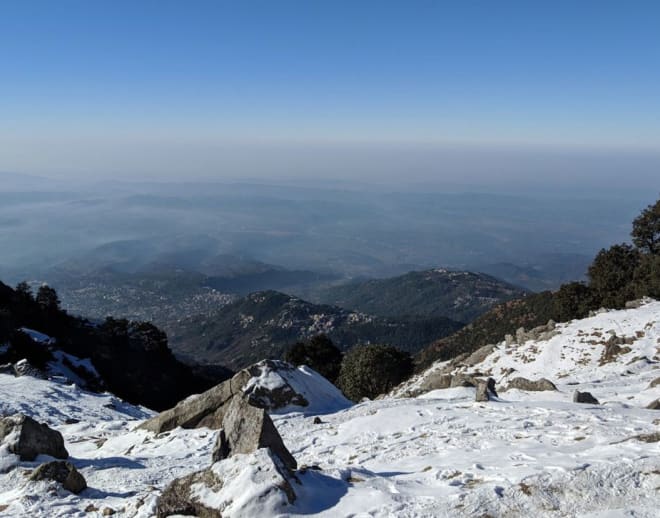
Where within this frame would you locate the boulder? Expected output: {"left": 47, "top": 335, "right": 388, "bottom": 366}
{"left": 138, "top": 360, "right": 318, "bottom": 434}
{"left": 463, "top": 344, "right": 497, "bottom": 367}
{"left": 242, "top": 360, "right": 309, "bottom": 410}
{"left": 417, "top": 373, "right": 453, "bottom": 392}
{"left": 646, "top": 398, "right": 660, "bottom": 410}
{"left": 0, "top": 414, "right": 68, "bottom": 461}
{"left": 450, "top": 374, "right": 477, "bottom": 388}
{"left": 157, "top": 449, "right": 295, "bottom": 518}
{"left": 505, "top": 377, "right": 557, "bottom": 392}
{"left": 29, "top": 461, "right": 86, "bottom": 494}
{"left": 475, "top": 381, "right": 489, "bottom": 402}
{"left": 212, "top": 394, "right": 297, "bottom": 471}
{"left": 647, "top": 377, "right": 660, "bottom": 389}
{"left": 486, "top": 377, "right": 498, "bottom": 398}
{"left": 138, "top": 369, "right": 252, "bottom": 433}
{"left": 573, "top": 391, "right": 599, "bottom": 405}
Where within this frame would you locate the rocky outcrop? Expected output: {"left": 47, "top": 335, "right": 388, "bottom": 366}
{"left": 573, "top": 391, "right": 599, "bottom": 405}
{"left": 212, "top": 394, "right": 297, "bottom": 471}
{"left": 450, "top": 374, "right": 478, "bottom": 388}
{"left": 29, "top": 461, "right": 86, "bottom": 494}
{"left": 157, "top": 449, "right": 296, "bottom": 518}
{"left": 0, "top": 414, "right": 68, "bottom": 461}
{"left": 505, "top": 377, "right": 557, "bottom": 392}
{"left": 139, "top": 360, "right": 320, "bottom": 434}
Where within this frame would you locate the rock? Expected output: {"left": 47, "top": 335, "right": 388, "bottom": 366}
{"left": 573, "top": 391, "right": 599, "bottom": 405}
{"left": 463, "top": 344, "right": 497, "bottom": 367}
{"left": 242, "top": 360, "right": 309, "bottom": 410}
{"left": 13, "top": 359, "right": 46, "bottom": 379}
{"left": 0, "top": 363, "right": 14, "bottom": 375}
{"left": 313, "top": 416, "right": 323, "bottom": 424}
{"left": 418, "top": 372, "right": 453, "bottom": 392}
{"left": 633, "top": 432, "right": 660, "bottom": 443}
{"left": 647, "top": 377, "right": 660, "bottom": 389}
{"left": 505, "top": 377, "right": 557, "bottom": 392}
{"left": 646, "top": 398, "right": 660, "bottom": 410}
{"left": 102, "top": 508, "right": 115, "bottom": 516}
{"left": 450, "top": 374, "right": 477, "bottom": 388}
{"left": 475, "top": 381, "right": 489, "bottom": 402}
{"left": 212, "top": 394, "right": 297, "bottom": 471}
{"left": 0, "top": 414, "right": 68, "bottom": 461}
{"left": 29, "top": 461, "right": 86, "bottom": 494}
{"left": 138, "top": 369, "right": 252, "bottom": 433}
{"left": 625, "top": 299, "right": 643, "bottom": 309}
{"left": 157, "top": 449, "right": 295, "bottom": 518}
{"left": 138, "top": 360, "right": 316, "bottom": 434}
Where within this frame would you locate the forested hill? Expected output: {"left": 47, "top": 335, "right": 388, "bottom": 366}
{"left": 167, "top": 290, "right": 463, "bottom": 370}
{"left": 314, "top": 268, "right": 526, "bottom": 322}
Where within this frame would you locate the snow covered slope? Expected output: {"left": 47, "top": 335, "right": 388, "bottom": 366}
{"left": 1, "top": 302, "right": 659, "bottom": 517}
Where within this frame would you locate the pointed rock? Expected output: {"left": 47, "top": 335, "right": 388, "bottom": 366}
{"left": 212, "top": 394, "right": 297, "bottom": 471}
{"left": 573, "top": 391, "right": 599, "bottom": 405}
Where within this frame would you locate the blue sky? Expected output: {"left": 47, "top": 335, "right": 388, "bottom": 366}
{"left": 1, "top": 1, "right": 659, "bottom": 180}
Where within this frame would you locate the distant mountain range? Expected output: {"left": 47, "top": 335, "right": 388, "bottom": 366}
{"left": 167, "top": 290, "right": 463, "bottom": 370}
{"left": 313, "top": 268, "right": 527, "bottom": 322}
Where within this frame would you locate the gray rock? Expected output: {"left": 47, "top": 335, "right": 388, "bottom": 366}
{"left": 505, "top": 377, "right": 557, "bottom": 392}
{"left": 157, "top": 448, "right": 295, "bottom": 518}
{"left": 450, "top": 374, "right": 477, "bottom": 388}
{"left": 139, "top": 360, "right": 312, "bottom": 435}
{"left": 156, "top": 468, "right": 224, "bottom": 518}
{"left": 138, "top": 369, "right": 252, "bottom": 433}
{"left": 646, "top": 398, "right": 660, "bottom": 410}
{"left": 647, "top": 377, "right": 660, "bottom": 389}
{"left": 463, "top": 344, "right": 497, "bottom": 367}
{"left": 486, "top": 377, "right": 498, "bottom": 398}
{"left": 475, "top": 381, "right": 489, "bottom": 402}
{"left": 243, "top": 360, "right": 309, "bottom": 410}
{"left": 212, "top": 394, "right": 297, "bottom": 471}
{"left": 418, "top": 373, "right": 453, "bottom": 392}
{"left": 0, "top": 414, "right": 68, "bottom": 461}
{"left": 29, "top": 461, "right": 86, "bottom": 494}
{"left": 573, "top": 391, "right": 599, "bottom": 405}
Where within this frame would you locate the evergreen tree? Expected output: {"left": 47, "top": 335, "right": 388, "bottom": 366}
{"left": 631, "top": 197, "right": 660, "bottom": 255}
{"left": 284, "top": 334, "right": 342, "bottom": 383}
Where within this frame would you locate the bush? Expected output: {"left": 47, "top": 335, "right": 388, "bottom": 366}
{"left": 284, "top": 334, "right": 342, "bottom": 383}
{"left": 337, "top": 344, "right": 413, "bottom": 401}
{"left": 631, "top": 253, "right": 660, "bottom": 300}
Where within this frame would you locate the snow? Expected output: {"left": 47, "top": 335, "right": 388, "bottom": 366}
{"left": 243, "top": 361, "right": 351, "bottom": 415}
{"left": 0, "top": 302, "right": 658, "bottom": 516}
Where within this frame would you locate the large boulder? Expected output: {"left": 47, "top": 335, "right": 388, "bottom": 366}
{"left": 0, "top": 414, "right": 68, "bottom": 461}
{"left": 139, "top": 359, "right": 339, "bottom": 435}
{"left": 505, "top": 377, "right": 557, "bottom": 392}
{"left": 29, "top": 461, "right": 86, "bottom": 494}
{"left": 212, "top": 394, "right": 297, "bottom": 471}
{"left": 138, "top": 369, "right": 252, "bottom": 433}
{"left": 157, "top": 449, "right": 296, "bottom": 518}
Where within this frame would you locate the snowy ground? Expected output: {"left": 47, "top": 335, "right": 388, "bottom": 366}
{"left": 0, "top": 302, "right": 659, "bottom": 516}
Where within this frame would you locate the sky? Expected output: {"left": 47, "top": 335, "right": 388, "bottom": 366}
{"left": 0, "top": 0, "right": 659, "bottom": 184}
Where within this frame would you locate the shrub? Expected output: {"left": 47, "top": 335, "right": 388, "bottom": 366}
{"left": 284, "top": 334, "right": 342, "bottom": 383}
{"left": 554, "top": 282, "right": 598, "bottom": 321}
{"left": 337, "top": 344, "right": 413, "bottom": 401}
